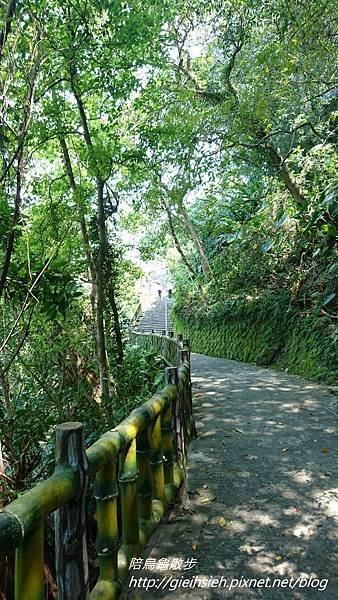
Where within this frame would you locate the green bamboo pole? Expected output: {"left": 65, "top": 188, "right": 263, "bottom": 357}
{"left": 119, "top": 439, "right": 139, "bottom": 546}
{"left": 136, "top": 428, "right": 152, "bottom": 521}
{"left": 180, "top": 349, "right": 190, "bottom": 445}
{"left": 186, "top": 348, "right": 197, "bottom": 441}
{"left": 94, "top": 458, "right": 119, "bottom": 586}
{"left": 149, "top": 415, "right": 165, "bottom": 504}
{"left": 163, "top": 368, "right": 177, "bottom": 486}
{"left": 175, "top": 373, "right": 186, "bottom": 469}
{"left": 15, "top": 522, "right": 44, "bottom": 600}
{"left": 180, "top": 343, "right": 196, "bottom": 441}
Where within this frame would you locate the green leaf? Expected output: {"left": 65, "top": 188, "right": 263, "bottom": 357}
{"left": 275, "top": 215, "right": 289, "bottom": 229}
{"left": 261, "top": 239, "right": 274, "bottom": 252}
{"left": 153, "top": 371, "right": 164, "bottom": 386}
{"left": 322, "top": 293, "right": 336, "bottom": 307}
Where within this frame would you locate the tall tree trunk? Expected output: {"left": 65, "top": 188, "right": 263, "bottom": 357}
{"left": 59, "top": 133, "right": 110, "bottom": 402}
{"left": 0, "top": 370, "right": 14, "bottom": 489}
{"left": 59, "top": 136, "right": 95, "bottom": 275}
{"left": 178, "top": 202, "right": 212, "bottom": 280}
{"left": 95, "top": 180, "right": 111, "bottom": 401}
{"left": 106, "top": 262, "right": 124, "bottom": 365}
{"left": 0, "top": 33, "right": 40, "bottom": 299}
{"left": 0, "top": 156, "right": 22, "bottom": 299}
{"left": 266, "top": 144, "right": 307, "bottom": 206}
{"left": 163, "top": 202, "right": 206, "bottom": 302}
{"left": 0, "top": 440, "right": 5, "bottom": 507}
{"left": 255, "top": 124, "right": 307, "bottom": 207}
{"left": 0, "top": 0, "right": 17, "bottom": 61}
{"left": 59, "top": 135, "right": 98, "bottom": 349}
{"left": 68, "top": 65, "right": 112, "bottom": 402}
{"left": 0, "top": 370, "right": 10, "bottom": 506}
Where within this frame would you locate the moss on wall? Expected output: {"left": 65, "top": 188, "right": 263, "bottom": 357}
{"left": 173, "top": 295, "right": 337, "bottom": 384}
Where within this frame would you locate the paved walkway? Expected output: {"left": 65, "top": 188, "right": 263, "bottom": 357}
{"left": 125, "top": 354, "right": 338, "bottom": 599}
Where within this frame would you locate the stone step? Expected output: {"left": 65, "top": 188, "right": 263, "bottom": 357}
{"left": 136, "top": 298, "right": 173, "bottom": 333}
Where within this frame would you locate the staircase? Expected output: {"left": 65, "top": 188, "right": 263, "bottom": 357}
{"left": 136, "top": 297, "right": 173, "bottom": 333}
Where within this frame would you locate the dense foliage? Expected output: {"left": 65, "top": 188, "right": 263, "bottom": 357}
{"left": 0, "top": 1, "right": 337, "bottom": 589}
{"left": 0, "top": 0, "right": 178, "bottom": 506}
{"left": 120, "top": 0, "right": 338, "bottom": 381}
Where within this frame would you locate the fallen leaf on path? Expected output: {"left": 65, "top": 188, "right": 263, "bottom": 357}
{"left": 234, "top": 428, "right": 244, "bottom": 434}
{"left": 282, "top": 448, "right": 289, "bottom": 453}
{"left": 275, "top": 555, "right": 282, "bottom": 561}
{"left": 219, "top": 517, "right": 232, "bottom": 527}
{"left": 202, "top": 484, "right": 208, "bottom": 489}
{"left": 321, "top": 447, "right": 329, "bottom": 454}
{"left": 192, "top": 543, "right": 198, "bottom": 551}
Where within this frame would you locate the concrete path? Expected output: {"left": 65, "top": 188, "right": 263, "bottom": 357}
{"left": 125, "top": 354, "right": 338, "bottom": 599}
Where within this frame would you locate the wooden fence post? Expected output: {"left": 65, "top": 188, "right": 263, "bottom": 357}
{"left": 55, "top": 422, "right": 89, "bottom": 600}
{"left": 165, "top": 366, "right": 177, "bottom": 385}
{"left": 180, "top": 348, "right": 189, "bottom": 366}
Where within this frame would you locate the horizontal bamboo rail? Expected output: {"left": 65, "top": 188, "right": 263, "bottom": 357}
{"left": 129, "top": 330, "right": 182, "bottom": 367}
{"left": 0, "top": 333, "right": 195, "bottom": 600}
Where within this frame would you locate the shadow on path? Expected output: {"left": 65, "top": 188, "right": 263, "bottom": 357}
{"left": 125, "top": 354, "right": 338, "bottom": 599}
